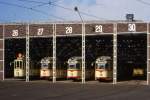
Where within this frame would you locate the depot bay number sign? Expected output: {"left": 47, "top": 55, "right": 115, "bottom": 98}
{"left": 0, "top": 23, "right": 148, "bottom": 38}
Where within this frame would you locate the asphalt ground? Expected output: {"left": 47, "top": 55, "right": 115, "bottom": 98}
{"left": 0, "top": 80, "right": 150, "bottom": 100}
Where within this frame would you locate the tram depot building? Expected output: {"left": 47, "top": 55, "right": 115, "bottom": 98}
{"left": 0, "top": 16, "right": 150, "bottom": 85}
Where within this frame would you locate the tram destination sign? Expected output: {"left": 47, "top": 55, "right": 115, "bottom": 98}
{"left": 0, "top": 25, "right": 3, "bottom": 39}
{"left": 56, "top": 24, "right": 82, "bottom": 36}
{"left": 29, "top": 24, "right": 53, "bottom": 37}
{"left": 85, "top": 24, "right": 114, "bottom": 34}
{"left": 117, "top": 23, "right": 147, "bottom": 33}
{"left": 5, "top": 25, "right": 26, "bottom": 38}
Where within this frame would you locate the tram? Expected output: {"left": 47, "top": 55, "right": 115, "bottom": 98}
{"left": 67, "top": 57, "right": 94, "bottom": 80}
{"left": 11, "top": 53, "right": 39, "bottom": 78}
{"left": 95, "top": 56, "right": 113, "bottom": 80}
{"left": 13, "top": 53, "right": 25, "bottom": 77}
{"left": 40, "top": 57, "right": 66, "bottom": 79}
{"left": 133, "top": 67, "right": 144, "bottom": 77}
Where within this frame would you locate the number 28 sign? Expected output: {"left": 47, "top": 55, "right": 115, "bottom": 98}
{"left": 66, "top": 27, "right": 72, "bottom": 34}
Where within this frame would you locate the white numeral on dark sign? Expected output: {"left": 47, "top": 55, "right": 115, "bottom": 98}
{"left": 95, "top": 25, "right": 103, "bottom": 33}
{"left": 12, "top": 30, "right": 18, "bottom": 37}
{"left": 128, "top": 24, "right": 136, "bottom": 32}
{"left": 66, "top": 27, "right": 72, "bottom": 34}
{"left": 37, "top": 28, "right": 44, "bottom": 35}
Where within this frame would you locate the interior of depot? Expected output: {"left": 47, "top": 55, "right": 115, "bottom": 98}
{"left": 4, "top": 33, "right": 148, "bottom": 84}
{"left": 85, "top": 35, "right": 113, "bottom": 82}
{"left": 56, "top": 36, "right": 82, "bottom": 82}
{"left": 4, "top": 38, "right": 53, "bottom": 81}
{"left": 117, "top": 33, "right": 147, "bottom": 82}
{"left": 5, "top": 38, "right": 26, "bottom": 80}
{"left": 29, "top": 38, "right": 53, "bottom": 80}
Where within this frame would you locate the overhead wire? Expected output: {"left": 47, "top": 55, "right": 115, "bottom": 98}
{"left": 0, "top": 1, "right": 65, "bottom": 21}
{"left": 18, "top": 0, "right": 64, "bottom": 4}
{"left": 136, "top": 0, "right": 150, "bottom": 6}
{"left": 18, "top": 0, "right": 107, "bottom": 20}
{"left": 18, "top": 0, "right": 64, "bottom": 8}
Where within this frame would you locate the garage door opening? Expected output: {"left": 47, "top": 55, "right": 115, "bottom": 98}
{"left": 117, "top": 33, "right": 147, "bottom": 83}
{"left": 85, "top": 35, "right": 113, "bottom": 83}
{"left": 56, "top": 36, "right": 82, "bottom": 82}
{"left": 5, "top": 39, "right": 26, "bottom": 80}
{"left": 29, "top": 38, "right": 53, "bottom": 81}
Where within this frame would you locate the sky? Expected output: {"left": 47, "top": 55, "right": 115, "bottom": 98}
{"left": 0, "top": 0, "right": 150, "bottom": 22}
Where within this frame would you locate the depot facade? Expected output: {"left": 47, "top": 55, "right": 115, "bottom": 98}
{"left": 0, "top": 21, "right": 149, "bottom": 84}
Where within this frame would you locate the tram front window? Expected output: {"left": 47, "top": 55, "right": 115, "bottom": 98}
{"left": 68, "top": 64, "right": 76, "bottom": 69}
{"left": 16, "top": 61, "right": 20, "bottom": 68}
{"left": 42, "top": 63, "right": 49, "bottom": 68}
{"left": 14, "top": 61, "right": 20, "bottom": 68}
{"left": 96, "top": 63, "right": 106, "bottom": 69}
{"left": 49, "top": 63, "right": 52, "bottom": 69}
{"left": 20, "top": 61, "right": 24, "bottom": 69}
{"left": 14, "top": 61, "right": 16, "bottom": 68}
{"left": 76, "top": 63, "right": 80, "bottom": 69}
